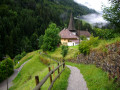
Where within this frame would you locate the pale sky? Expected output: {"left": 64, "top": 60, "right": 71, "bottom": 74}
{"left": 74, "top": 0, "right": 110, "bottom": 12}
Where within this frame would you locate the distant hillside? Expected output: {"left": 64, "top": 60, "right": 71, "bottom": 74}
{"left": 0, "top": 0, "right": 96, "bottom": 60}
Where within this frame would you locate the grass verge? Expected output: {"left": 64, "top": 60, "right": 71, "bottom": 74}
{"left": 14, "top": 51, "right": 37, "bottom": 69}
{"left": 52, "top": 67, "right": 70, "bottom": 90}
{"left": 66, "top": 62, "right": 120, "bottom": 90}
{"left": 47, "top": 46, "right": 79, "bottom": 60}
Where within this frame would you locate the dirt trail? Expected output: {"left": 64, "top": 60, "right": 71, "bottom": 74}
{"left": 0, "top": 60, "right": 30, "bottom": 90}
{"left": 67, "top": 65, "right": 88, "bottom": 90}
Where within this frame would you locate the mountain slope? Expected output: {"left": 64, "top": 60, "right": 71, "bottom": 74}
{"left": 0, "top": 0, "right": 96, "bottom": 60}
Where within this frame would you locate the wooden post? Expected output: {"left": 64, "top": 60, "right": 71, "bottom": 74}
{"left": 58, "top": 63, "right": 60, "bottom": 74}
{"left": 35, "top": 76, "right": 40, "bottom": 90}
{"left": 49, "top": 67, "right": 52, "bottom": 84}
{"left": 52, "top": 65, "right": 55, "bottom": 79}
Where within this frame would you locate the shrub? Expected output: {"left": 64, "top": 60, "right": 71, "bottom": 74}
{"left": 0, "top": 58, "right": 14, "bottom": 82}
{"left": 21, "top": 51, "right": 26, "bottom": 57}
{"left": 14, "top": 54, "right": 22, "bottom": 65}
{"left": 88, "top": 36, "right": 99, "bottom": 47}
{"left": 61, "top": 45, "right": 68, "bottom": 58}
{"left": 79, "top": 41, "right": 90, "bottom": 55}
{"left": 79, "top": 36, "right": 99, "bottom": 55}
{"left": 14, "top": 51, "right": 26, "bottom": 65}
{"left": 80, "top": 35, "right": 87, "bottom": 40}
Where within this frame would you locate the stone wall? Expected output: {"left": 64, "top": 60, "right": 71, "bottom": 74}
{"left": 70, "top": 42, "right": 120, "bottom": 80}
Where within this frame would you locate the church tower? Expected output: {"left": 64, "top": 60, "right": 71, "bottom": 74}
{"left": 68, "top": 13, "right": 76, "bottom": 35}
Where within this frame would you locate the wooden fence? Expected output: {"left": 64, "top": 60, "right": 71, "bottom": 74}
{"left": 33, "top": 62, "right": 65, "bottom": 90}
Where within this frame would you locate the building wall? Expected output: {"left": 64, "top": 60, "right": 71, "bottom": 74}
{"left": 61, "top": 38, "right": 68, "bottom": 46}
{"left": 61, "top": 38, "right": 78, "bottom": 46}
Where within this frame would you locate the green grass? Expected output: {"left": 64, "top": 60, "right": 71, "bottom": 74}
{"left": 9, "top": 51, "right": 70, "bottom": 90}
{"left": 52, "top": 67, "right": 70, "bottom": 90}
{"left": 47, "top": 46, "right": 79, "bottom": 60}
{"left": 92, "top": 37, "right": 120, "bottom": 50}
{"left": 10, "top": 53, "right": 50, "bottom": 90}
{"left": 14, "top": 51, "right": 37, "bottom": 69}
{"left": 66, "top": 62, "right": 120, "bottom": 90}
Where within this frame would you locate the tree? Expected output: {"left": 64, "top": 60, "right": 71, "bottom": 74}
{"left": 42, "top": 23, "right": 60, "bottom": 51}
{"left": 103, "top": 0, "right": 120, "bottom": 31}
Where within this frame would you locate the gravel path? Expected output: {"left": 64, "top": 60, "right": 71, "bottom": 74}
{"left": 0, "top": 60, "right": 31, "bottom": 90}
{"left": 67, "top": 65, "right": 88, "bottom": 90}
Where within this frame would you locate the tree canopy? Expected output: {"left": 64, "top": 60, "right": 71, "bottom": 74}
{"left": 103, "top": 0, "right": 120, "bottom": 31}
{"left": 42, "top": 23, "right": 60, "bottom": 51}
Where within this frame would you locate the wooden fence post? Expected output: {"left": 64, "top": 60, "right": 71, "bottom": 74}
{"left": 35, "top": 76, "right": 40, "bottom": 90}
{"left": 49, "top": 67, "right": 52, "bottom": 84}
{"left": 58, "top": 63, "right": 60, "bottom": 74}
{"left": 52, "top": 65, "right": 55, "bottom": 79}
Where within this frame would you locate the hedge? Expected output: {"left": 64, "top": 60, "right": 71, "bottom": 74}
{"left": 0, "top": 58, "right": 14, "bottom": 82}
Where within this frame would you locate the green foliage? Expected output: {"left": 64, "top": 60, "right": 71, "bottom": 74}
{"left": 93, "top": 28, "right": 115, "bottom": 39}
{"left": 14, "top": 51, "right": 26, "bottom": 65}
{"left": 21, "top": 51, "right": 26, "bottom": 57}
{"left": 61, "top": 45, "right": 69, "bottom": 58}
{"left": 80, "top": 35, "right": 87, "bottom": 40}
{"left": 79, "top": 41, "right": 90, "bottom": 55}
{"left": 88, "top": 36, "right": 99, "bottom": 47}
{"left": 79, "top": 36, "right": 99, "bottom": 55}
{"left": 42, "top": 23, "right": 60, "bottom": 51}
{"left": 103, "top": 0, "right": 120, "bottom": 31}
{"left": 39, "top": 35, "right": 44, "bottom": 49}
{"left": 52, "top": 67, "right": 70, "bottom": 90}
{"left": 0, "top": 57, "right": 14, "bottom": 82}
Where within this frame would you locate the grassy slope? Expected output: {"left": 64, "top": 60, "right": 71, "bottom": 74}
{"left": 14, "top": 51, "right": 38, "bottom": 69}
{"left": 66, "top": 62, "right": 120, "bottom": 90}
{"left": 47, "top": 45, "right": 79, "bottom": 60}
{"left": 92, "top": 37, "right": 120, "bottom": 50}
{"left": 10, "top": 51, "right": 71, "bottom": 90}
{"left": 10, "top": 53, "right": 50, "bottom": 90}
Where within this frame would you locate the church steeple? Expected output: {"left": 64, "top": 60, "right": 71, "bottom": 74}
{"left": 68, "top": 13, "right": 76, "bottom": 31}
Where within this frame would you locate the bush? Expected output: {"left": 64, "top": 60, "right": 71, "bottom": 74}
{"left": 79, "top": 41, "right": 90, "bottom": 55}
{"left": 0, "top": 58, "right": 14, "bottom": 82}
{"left": 80, "top": 35, "right": 87, "bottom": 40}
{"left": 21, "top": 51, "right": 26, "bottom": 57}
{"left": 14, "top": 51, "right": 26, "bottom": 65}
{"left": 88, "top": 36, "right": 99, "bottom": 47}
{"left": 14, "top": 54, "right": 22, "bottom": 65}
{"left": 79, "top": 36, "right": 99, "bottom": 55}
{"left": 61, "top": 45, "right": 68, "bottom": 58}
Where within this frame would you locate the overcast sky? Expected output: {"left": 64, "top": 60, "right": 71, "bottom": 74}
{"left": 74, "top": 0, "right": 110, "bottom": 12}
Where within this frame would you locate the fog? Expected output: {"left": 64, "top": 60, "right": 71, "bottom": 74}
{"left": 79, "top": 13, "right": 109, "bottom": 27}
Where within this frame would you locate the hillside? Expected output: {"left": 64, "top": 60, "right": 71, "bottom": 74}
{"left": 0, "top": 0, "right": 96, "bottom": 60}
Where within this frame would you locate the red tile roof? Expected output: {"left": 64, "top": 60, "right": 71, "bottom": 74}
{"left": 59, "top": 28, "right": 78, "bottom": 39}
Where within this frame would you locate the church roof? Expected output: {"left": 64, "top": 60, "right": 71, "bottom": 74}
{"left": 68, "top": 13, "right": 76, "bottom": 31}
{"left": 59, "top": 28, "right": 78, "bottom": 39}
{"left": 77, "top": 30, "right": 91, "bottom": 37}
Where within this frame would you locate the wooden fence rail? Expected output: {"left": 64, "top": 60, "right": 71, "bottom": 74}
{"left": 33, "top": 62, "right": 65, "bottom": 90}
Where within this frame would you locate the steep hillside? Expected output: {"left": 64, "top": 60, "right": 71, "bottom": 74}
{"left": 0, "top": 0, "right": 96, "bottom": 60}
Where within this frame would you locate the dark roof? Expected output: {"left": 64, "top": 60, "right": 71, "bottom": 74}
{"left": 77, "top": 30, "right": 91, "bottom": 37}
{"left": 59, "top": 28, "right": 78, "bottom": 39}
{"left": 68, "top": 13, "right": 76, "bottom": 31}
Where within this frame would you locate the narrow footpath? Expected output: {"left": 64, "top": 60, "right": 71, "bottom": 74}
{"left": 0, "top": 60, "right": 31, "bottom": 90}
{"left": 67, "top": 65, "right": 88, "bottom": 90}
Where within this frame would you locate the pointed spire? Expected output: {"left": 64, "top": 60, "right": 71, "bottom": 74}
{"left": 68, "top": 13, "right": 76, "bottom": 31}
